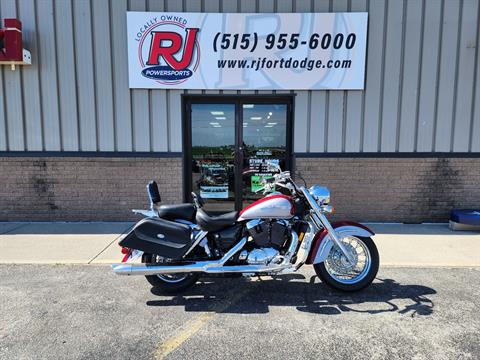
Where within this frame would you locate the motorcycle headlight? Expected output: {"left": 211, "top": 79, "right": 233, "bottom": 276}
{"left": 309, "top": 185, "right": 330, "bottom": 205}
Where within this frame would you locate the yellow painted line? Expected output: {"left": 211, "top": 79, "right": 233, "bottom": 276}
{"left": 154, "top": 312, "right": 215, "bottom": 360}
{"left": 154, "top": 280, "right": 256, "bottom": 360}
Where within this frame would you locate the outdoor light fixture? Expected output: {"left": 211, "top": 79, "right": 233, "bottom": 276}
{"left": 0, "top": 18, "right": 31, "bottom": 71}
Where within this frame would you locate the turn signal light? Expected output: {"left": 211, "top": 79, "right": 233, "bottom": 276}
{"left": 322, "top": 205, "right": 334, "bottom": 214}
{"left": 120, "top": 247, "right": 130, "bottom": 255}
{"left": 298, "top": 232, "right": 305, "bottom": 242}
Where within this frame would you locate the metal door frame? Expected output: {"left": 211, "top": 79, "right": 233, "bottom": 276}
{"left": 182, "top": 94, "right": 294, "bottom": 211}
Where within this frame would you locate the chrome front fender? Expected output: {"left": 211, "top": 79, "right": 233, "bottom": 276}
{"left": 307, "top": 222, "right": 375, "bottom": 265}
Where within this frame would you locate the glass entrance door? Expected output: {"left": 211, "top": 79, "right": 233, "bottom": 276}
{"left": 190, "top": 103, "right": 236, "bottom": 212}
{"left": 241, "top": 104, "right": 289, "bottom": 208}
{"left": 185, "top": 97, "right": 292, "bottom": 213}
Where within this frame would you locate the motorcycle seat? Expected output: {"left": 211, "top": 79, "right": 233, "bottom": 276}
{"left": 157, "top": 204, "right": 196, "bottom": 222}
{"left": 195, "top": 208, "right": 238, "bottom": 232}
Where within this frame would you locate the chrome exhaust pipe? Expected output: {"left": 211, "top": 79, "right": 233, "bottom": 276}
{"left": 111, "top": 236, "right": 295, "bottom": 276}
{"left": 111, "top": 262, "right": 291, "bottom": 276}
{"left": 112, "top": 237, "right": 248, "bottom": 276}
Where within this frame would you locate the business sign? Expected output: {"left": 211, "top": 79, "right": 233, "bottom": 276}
{"left": 127, "top": 12, "right": 368, "bottom": 90}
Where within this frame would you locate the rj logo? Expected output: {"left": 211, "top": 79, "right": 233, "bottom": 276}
{"left": 146, "top": 28, "right": 199, "bottom": 70}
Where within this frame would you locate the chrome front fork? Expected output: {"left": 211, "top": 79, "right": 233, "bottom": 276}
{"left": 300, "top": 187, "right": 356, "bottom": 265}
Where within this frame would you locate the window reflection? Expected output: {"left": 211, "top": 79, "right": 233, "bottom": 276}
{"left": 191, "top": 104, "right": 236, "bottom": 212}
{"left": 242, "top": 104, "right": 288, "bottom": 204}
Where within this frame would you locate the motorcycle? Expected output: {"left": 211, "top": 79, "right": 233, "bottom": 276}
{"left": 112, "top": 164, "right": 379, "bottom": 293}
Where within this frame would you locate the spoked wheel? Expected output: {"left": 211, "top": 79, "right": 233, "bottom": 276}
{"left": 142, "top": 253, "right": 199, "bottom": 293}
{"left": 314, "top": 236, "right": 379, "bottom": 292}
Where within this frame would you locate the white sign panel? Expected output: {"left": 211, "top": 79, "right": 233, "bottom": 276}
{"left": 127, "top": 12, "right": 368, "bottom": 90}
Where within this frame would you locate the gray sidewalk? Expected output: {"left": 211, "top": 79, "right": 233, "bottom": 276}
{"left": 0, "top": 222, "right": 479, "bottom": 266}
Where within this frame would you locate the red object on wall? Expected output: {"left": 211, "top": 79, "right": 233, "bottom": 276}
{"left": 0, "top": 18, "right": 23, "bottom": 62}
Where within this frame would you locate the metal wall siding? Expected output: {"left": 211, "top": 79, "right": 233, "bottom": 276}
{"left": 0, "top": 0, "right": 479, "bottom": 154}
{"left": 345, "top": 0, "right": 367, "bottom": 153}
{"left": 110, "top": 0, "right": 132, "bottom": 151}
{"left": 55, "top": 0, "right": 79, "bottom": 151}
{"left": 434, "top": 0, "right": 460, "bottom": 152}
{"left": 0, "top": 0, "right": 5, "bottom": 150}
{"left": 452, "top": 0, "right": 478, "bottom": 152}
{"left": 398, "top": 0, "right": 422, "bottom": 152}
{"left": 309, "top": 91, "right": 327, "bottom": 152}
{"left": 362, "top": 0, "right": 385, "bottom": 152}
{"left": 416, "top": 0, "right": 442, "bottom": 152}
{"left": 74, "top": 0, "right": 97, "bottom": 151}
{"left": 277, "top": 0, "right": 293, "bottom": 12}
{"left": 240, "top": 0, "right": 256, "bottom": 13}
{"left": 168, "top": 90, "right": 183, "bottom": 152}
{"left": 36, "top": 0, "right": 61, "bottom": 151}
{"left": 380, "top": 0, "right": 404, "bottom": 152}
{"left": 294, "top": 91, "right": 308, "bottom": 152}
{"left": 472, "top": 0, "right": 480, "bottom": 152}
{"left": 18, "top": 0, "right": 42, "bottom": 151}
{"left": 92, "top": 0, "right": 115, "bottom": 151}
{"left": 327, "top": 0, "right": 347, "bottom": 153}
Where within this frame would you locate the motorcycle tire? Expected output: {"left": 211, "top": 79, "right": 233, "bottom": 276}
{"left": 142, "top": 253, "right": 199, "bottom": 293}
{"left": 314, "top": 236, "right": 379, "bottom": 292}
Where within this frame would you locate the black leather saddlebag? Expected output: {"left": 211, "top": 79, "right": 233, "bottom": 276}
{"left": 119, "top": 217, "right": 192, "bottom": 259}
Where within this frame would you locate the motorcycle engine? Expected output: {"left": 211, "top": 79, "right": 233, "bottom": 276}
{"left": 242, "top": 219, "right": 290, "bottom": 265}
{"left": 243, "top": 247, "right": 279, "bottom": 265}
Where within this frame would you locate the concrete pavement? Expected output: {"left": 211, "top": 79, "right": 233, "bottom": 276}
{"left": 0, "top": 222, "right": 133, "bottom": 264}
{"left": 0, "top": 222, "right": 479, "bottom": 266}
{"left": 1, "top": 222, "right": 479, "bottom": 359}
{"left": 0, "top": 265, "right": 479, "bottom": 360}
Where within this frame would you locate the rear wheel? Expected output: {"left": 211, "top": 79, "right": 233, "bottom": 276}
{"left": 142, "top": 253, "right": 199, "bottom": 293}
{"left": 314, "top": 236, "right": 379, "bottom": 292}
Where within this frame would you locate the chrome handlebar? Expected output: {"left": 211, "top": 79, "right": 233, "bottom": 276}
{"left": 255, "top": 171, "right": 296, "bottom": 194}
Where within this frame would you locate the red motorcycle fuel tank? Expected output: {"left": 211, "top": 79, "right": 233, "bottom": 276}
{"left": 238, "top": 194, "right": 294, "bottom": 221}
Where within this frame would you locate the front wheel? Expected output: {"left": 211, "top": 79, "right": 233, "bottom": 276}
{"left": 142, "top": 253, "right": 199, "bottom": 293}
{"left": 314, "top": 236, "right": 379, "bottom": 292}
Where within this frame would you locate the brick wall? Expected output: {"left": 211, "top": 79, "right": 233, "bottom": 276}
{"left": 1, "top": 156, "right": 479, "bottom": 222}
{"left": 296, "top": 157, "right": 480, "bottom": 223}
{"left": 0, "top": 157, "right": 183, "bottom": 221}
